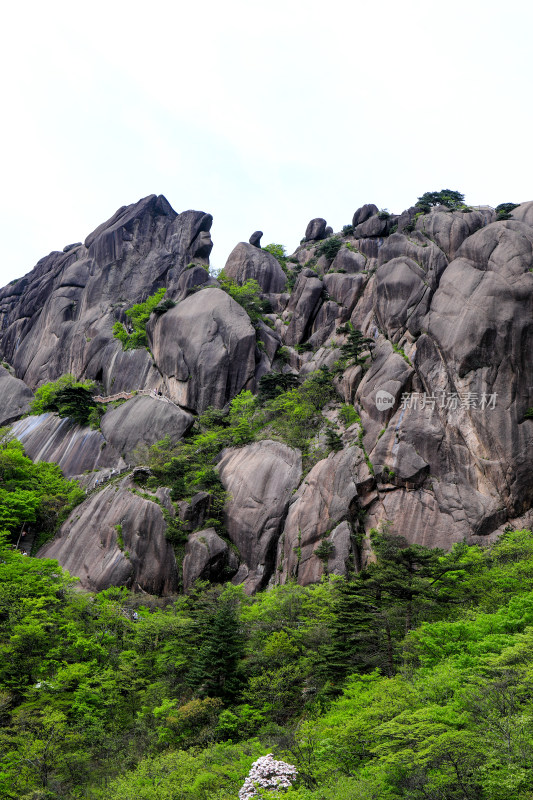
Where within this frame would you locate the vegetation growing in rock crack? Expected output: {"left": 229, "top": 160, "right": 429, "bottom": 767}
{"left": 112, "top": 286, "right": 167, "bottom": 349}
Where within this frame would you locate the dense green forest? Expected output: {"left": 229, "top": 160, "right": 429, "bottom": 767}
{"left": 4, "top": 507, "right": 533, "bottom": 798}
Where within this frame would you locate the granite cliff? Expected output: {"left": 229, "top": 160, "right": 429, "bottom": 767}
{"left": 2, "top": 193, "right": 532, "bottom": 593}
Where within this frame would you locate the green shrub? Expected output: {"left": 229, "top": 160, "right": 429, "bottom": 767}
{"left": 496, "top": 202, "right": 519, "bottom": 220}
{"left": 415, "top": 189, "right": 465, "bottom": 212}
{"left": 113, "top": 287, "right": 167, "bottom": 350}
{"left": 342, "top": 224, "right": 354, "bottom": 236}
{"left": 217, "top": 273, "right": 270, "bottom": 323}
{"left": 30, "top": 374, "right": 99, "bottom": 427}
{"left": 339, "top": 404, "right": 360, "bottom": 426}
{"left": 316, "top": 237, "right": 343, "bottom": 261}
{"left": 336, "top": 322, "right": 375, "bottom": 367}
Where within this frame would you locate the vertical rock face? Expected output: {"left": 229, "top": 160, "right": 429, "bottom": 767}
{"left": 38, "top": 475, "right": 178, "bottom": 594}
{"left": 0, "top": 195, "right": 213, "bottom": 393}
{"left": 147, "top": 288, "right": 257, "bottom": 413}
{"left": 0, "top": 366, "right": 33, "bottom": 425}
{"left": 218, "top": 440, "right": 302, "bottom": 592}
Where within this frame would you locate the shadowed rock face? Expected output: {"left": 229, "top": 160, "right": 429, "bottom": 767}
{"left": 148, "top": 288, "right": 257, "bottom": 413}
{"left": 182, "top": 529, "right": 238, "bottom": 592}
{"left": 38, "top": 475, "right": 177, "bottom": 594}
{"left": 0, "top": 366, "right": 33, "bottom": 425}
{"left": 0, "top": 195, "right": 213, "bottom": 393}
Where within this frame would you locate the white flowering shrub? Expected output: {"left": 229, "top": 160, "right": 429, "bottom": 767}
{"left": 239, "top": 753, "right": 298, "bottom": 799}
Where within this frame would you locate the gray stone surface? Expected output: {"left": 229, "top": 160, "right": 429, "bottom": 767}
{"left": 10, "top": 413, "right": 123, "bottom": 477}
{"left": 304, "top": 218, "right": 327, "bottom": 241}
{"left": 223, "top": 242, "right": 286, "bottom": 293}
{"left": 0, "top": 366, "right": 33, "bottom": 425}
{"left": 148, "top": 288, "right": 257, "bottom": 413}
{"left": 101, "top": 395, "right": 193, "bottom": 461}
{"left": 182, "top": 528, "right": 238, "bottom": 592}
{"left": 218, "top": 440, "right": 302, "bottom": 592}
{"left": 275, "top": 446, "right": 374, "bottom": 585}
{"left": 0, "top": 195, "right": 213, "bottom": 394}
{"left": 38, "top": 475, "right": 178, "bottom": 593}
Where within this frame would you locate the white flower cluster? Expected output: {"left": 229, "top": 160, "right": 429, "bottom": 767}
{"left": 238, "top": 753, "right": 298, "bottom": 799}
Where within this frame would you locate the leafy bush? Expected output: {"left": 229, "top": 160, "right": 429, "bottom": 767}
{"left": 342, "top": 224, "right": 354, "bottom": 236}
{"left": 263, "top": 243, "right": 287, "bottom": 268}
{"left": 415, "top": 189, "right": 465, "bottom": 212}
{"left": 377, "top": 208, "right": 390, "bottom": 220}
{"left": 113, "top": 287, "right": 167, "bottom": 349}
{"left": 217, "top": 273, "right": 271, "bottom": 324}
{"left": 316, "top": 237, "right": 343, "bottom": 261}
{"left": 496, "top": 202, "right": 519, "bottom": 220}
{"left": 258, "top": 372, "right": 299, "bottom": 402}
{"left": 30, "top": 374, "right": 99, "bottom": 427}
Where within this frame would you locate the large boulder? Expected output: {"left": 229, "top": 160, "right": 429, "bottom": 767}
{"left": 218, "top": 440, "right": 302, "bottom": 592}
{"left": 352, "top": 204, "right": 378, "bottom": 227}
{"left": 10, "top": 413, "right": 123, "bottom": 477}
{"left": 101, "top": 395, "right": 193, "bottom": 461}
{"left": 38, "top": 475, "right": 178, "bottom": 593}
{"left": 283, "top": 269, "right": 323, "bottom": 346}
{"left": 148, "top": 288, "right": 257, "bottom": 413}
{"left": 304, "top": 218, "right": 327, "bottom": 241}
{"left": 0, "top": 366, "right": 33, "bottom": 425}
{"left": 223, "top": 242, "right": 287, "bottom": 293}
{"left": 182, "top": 529, "right": 238, "bottom": 592}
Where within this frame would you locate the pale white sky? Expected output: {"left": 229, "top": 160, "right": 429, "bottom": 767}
{"left": 1, "top": 0, "right": 532, "bottom": 285}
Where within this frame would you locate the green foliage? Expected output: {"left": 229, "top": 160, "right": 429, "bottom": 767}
{"left": 377, "top": 208, "right": 390, "bottom": 220}
{"left": 339, "top": 404, "right": 360, "bottom": 427}
{"left": 342, "top": 224, "right": 354, "bottom": 236}
{"left": 0, "top": 432, "right": 83, "bottom": 545}
{"left": 336, "top": 323, "right": 375, "bottom": 368}
{"left": 258, "top": 372, "right": 300, "bottom": 402}
{"left": 5, "top": 530, "right": 533, "bottom": 796}
{"left": 263, "top": 243, "right": 287, "bottom": 269}
{"left": 30, "top": 373, "right": 99, "bottom": 427}
{"left": 316, "top": 237, "right": 343, "bottom": 261}
{"left": 325, "top": 427, "right": 343, "bottom": 452}
{"left": 415, "top": 189, "right": 465, "bottom": 212}
{"left": 113, "top": 287, "right": 167, "bottom": 350}
{"left": 496, "top": 202, "right": 519, "bottom": 220}
{"left": 217, "top": 273, "right": 271, "bottom": 323}
{"left": 524, "top": 407, "right": 533, "bottom": 419}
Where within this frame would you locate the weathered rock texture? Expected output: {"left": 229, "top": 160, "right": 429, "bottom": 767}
{"left": 0, "top": 365, "right": 33, "bottom": 425}
{"left": 224, "top": 242, "right": 286, "bottom": 293}
{"left": 101, "top": 395, "right": 193, "bottom": 461}
{"left": 10, "top": 414, "right": 124, "bottom": 478}
{"left": 0, "top": 195, "right": 213, "bottom": 394}
{"left": 218, "top": 440, "right": 302, "bottom": 592}
{"left": 39, "top": 475, "right": 177, "bottom": 593}
{"left": 3, "top": 194, "right": 533, "bottom": 593}
{"left": 147, "top": 288, "right": 257, "bottom": 412}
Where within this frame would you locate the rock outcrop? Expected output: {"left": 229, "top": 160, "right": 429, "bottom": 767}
{"left": 147, "top": 288, "right": 257, "bottom": 413}
{"left": 0, "top": 365, "right": 33, "bottom": 426}
{"left": 218, "top": 440, "right": 302, "bottom": 592}
{"left": 39, "top": 475, "right": 178, "bottom": 593}
{"left": 3, "top": 192, "right": 533, "bottom": 595}
{"left": 224, "top": 242, "right": 287, "bottom": 293}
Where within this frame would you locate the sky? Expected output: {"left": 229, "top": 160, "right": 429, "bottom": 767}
{"left": 1, "top": 0, "right": 532, "bottom": 286}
